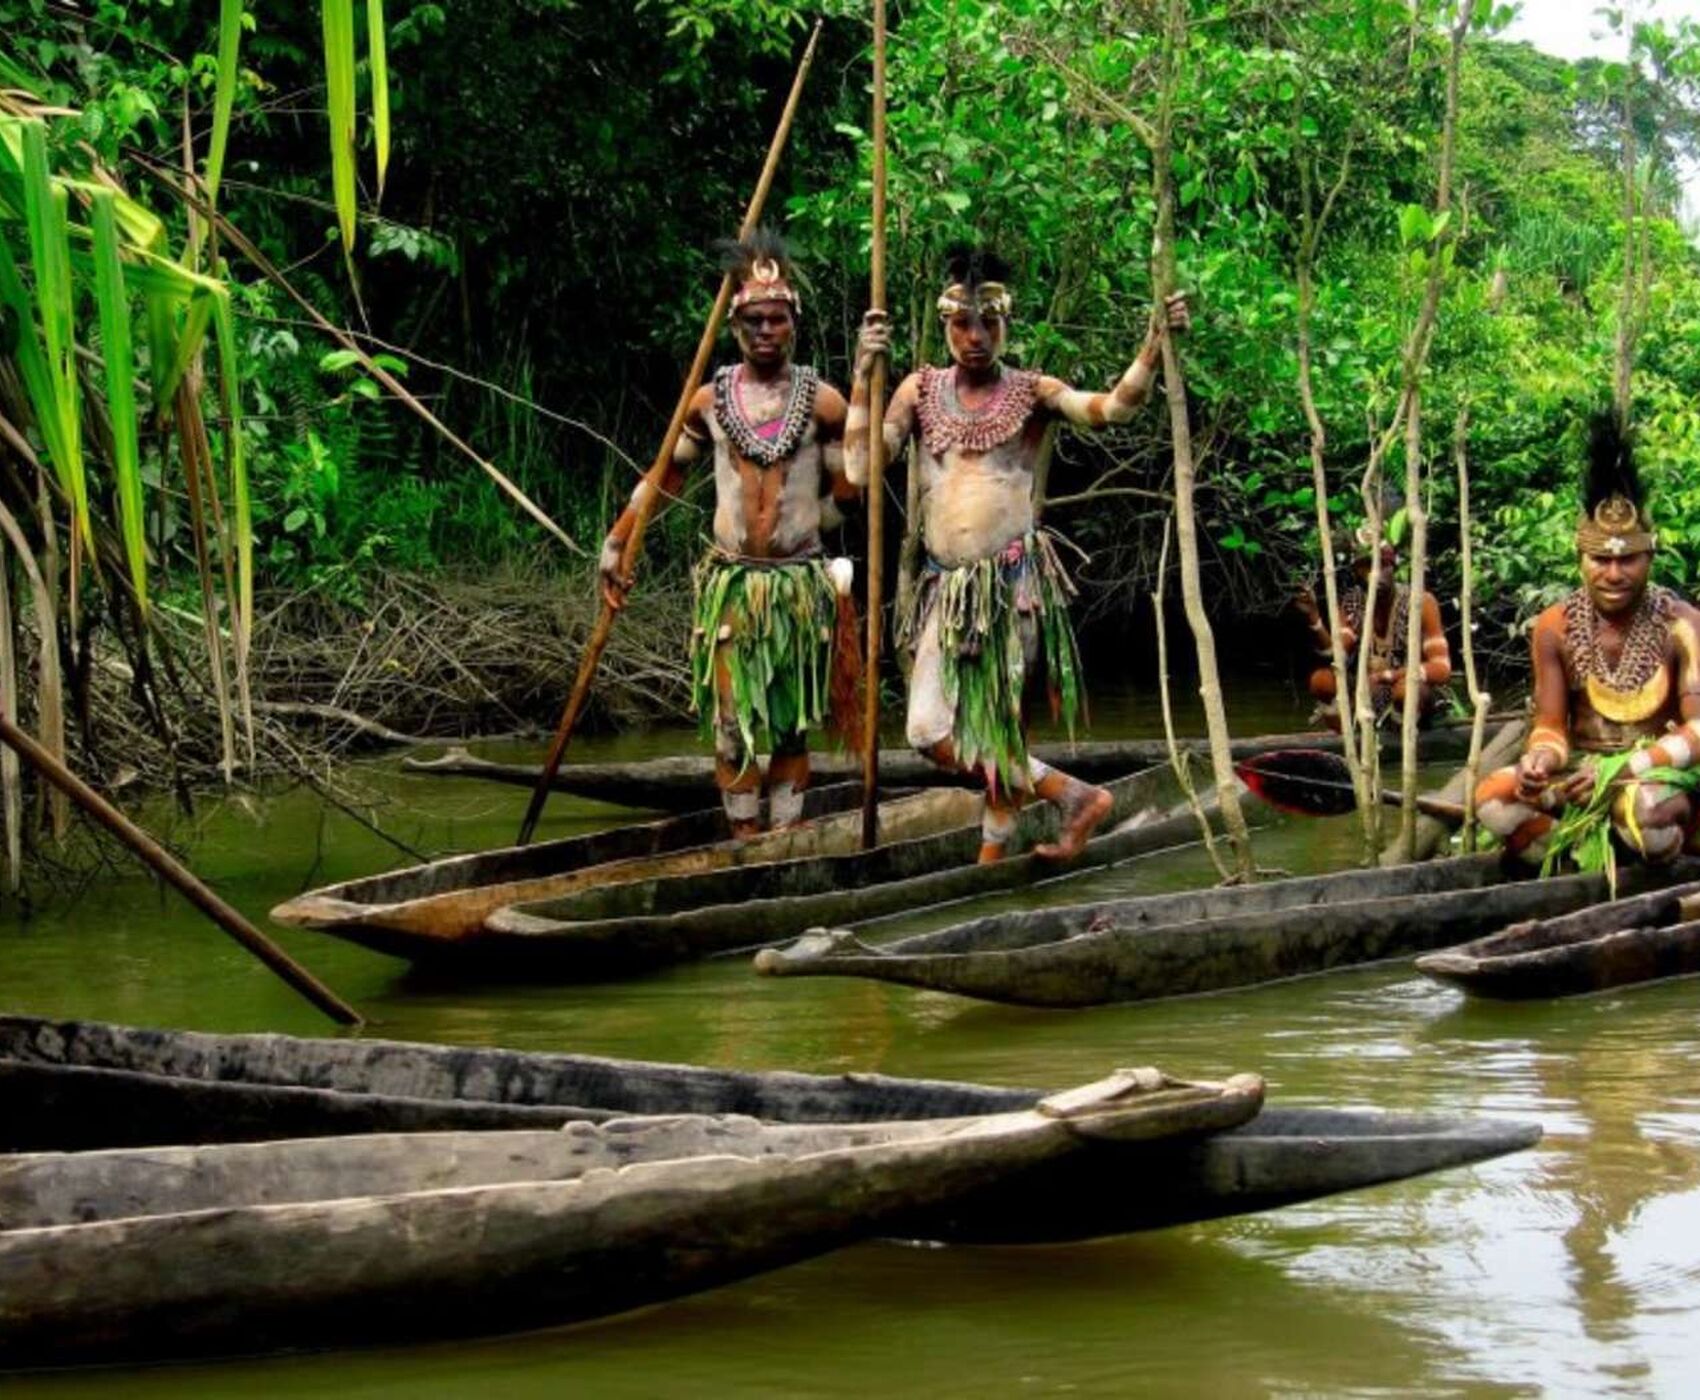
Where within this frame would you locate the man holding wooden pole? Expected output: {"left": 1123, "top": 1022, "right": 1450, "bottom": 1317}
{"left": 848, "top": 247, "right": 1188, "bottom": 863}
{"left": 599, "top": 233, "right": 862, "bottom": 838}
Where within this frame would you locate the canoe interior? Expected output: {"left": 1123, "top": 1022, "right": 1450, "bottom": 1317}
{"left": 270, "top": 780, "right": 879, "bottom": 930}
{"left": 0, "top": 1015, "right": 1038, "bottom": 1153}
{"left": 0, "top": 1072, "right": 1266, "bottom": 1230}
{"left": 823, "top": 851, "right": 1507, "bottom": 960}
{"left": 492, "top": 763, "right": 1179, "bottom": 929}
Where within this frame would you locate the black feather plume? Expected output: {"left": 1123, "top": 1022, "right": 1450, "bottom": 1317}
{"left": 942, "top": 243, "right": 1012, "bottom": 288}
{"left": 716, "top": 226, "right": 800, "bottom": 286}
{"left": 1584, "top": 408, "right": 1642, "bottom": 515}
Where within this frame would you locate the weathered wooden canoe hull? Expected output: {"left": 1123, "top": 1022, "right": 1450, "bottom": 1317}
{"left": 1, "top": 1074, "right": 1266, "bottom": 1367}
{"left": 755, "top": 858, "right": 1700, "bottom": 1008}
{"left": 1416, "top": 878, "right": 1700, "bottom": 998}
{"left": 407, "top": 724, "right": 1492, "bottom": 811}
{"left": 323, "top": 766, "right": 1217, "bottom": 976}
{"left": 269, "top": 780, "right": 895, "bottom": 942}
{"left": 0, "top": 1014, "right": 1034, "bottom": 1152}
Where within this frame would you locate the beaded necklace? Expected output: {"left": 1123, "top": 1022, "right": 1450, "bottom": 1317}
{"left": 1562, "top": 585, "right": 1672, "bottom": 694}
{"left": 916, "top": 365, "right": 1039, "bottom": 455}
{"left": 713, "top": 364, "right": 818, "bottom": 467}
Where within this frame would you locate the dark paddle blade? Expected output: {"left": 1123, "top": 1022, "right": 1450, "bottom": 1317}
{"left": 1235, "top": 749, "right": 1360, "bottom": 817}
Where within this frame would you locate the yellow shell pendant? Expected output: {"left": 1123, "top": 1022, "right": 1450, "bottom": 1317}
{"left": 1586, "top": 666, "right": 1669, "bottom": 724}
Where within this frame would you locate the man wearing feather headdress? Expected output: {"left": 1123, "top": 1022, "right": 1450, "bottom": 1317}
{"left": 846, "top": 246, "right": 1188, "bottom": 864}
{"left": 599, "top": 231, "right": 860, "bottom": 837}
{"left": 1477, "top": 412, "right": 1700, "bottom": 866}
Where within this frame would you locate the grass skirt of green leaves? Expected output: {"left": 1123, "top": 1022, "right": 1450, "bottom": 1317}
{"left": 906, "top": 532, "right": 1083, "bottom": 795}
{"left": 691, "top": 555, "right": 838, "bottom": 764}
{"left": 1541, "top": 745, "right": 1700, "bottom": 893}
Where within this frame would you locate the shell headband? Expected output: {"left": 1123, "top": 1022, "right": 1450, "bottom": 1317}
{"left": 731, "top": 257, "right": 801, "bottom": 313}
{"left": 937, "top": 281, "right": 1012, "bottom": 319}
{"left": 1576, "top": 495, "right": 1656, "bottom": 557}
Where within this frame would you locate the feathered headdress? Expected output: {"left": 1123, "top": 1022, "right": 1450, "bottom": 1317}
{"left": 938, "top": 243, "right": 1013, "bottom": 318}
{"left": 1577, "top": 409, "right": 1655, "bottom": 556}
{"left": 719, "top": 227, "right": 802, "bottom": 313}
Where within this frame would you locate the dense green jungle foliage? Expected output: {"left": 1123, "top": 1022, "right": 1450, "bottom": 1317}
{"left": 4, "top": 0, "right": 1700, "bottom": 668}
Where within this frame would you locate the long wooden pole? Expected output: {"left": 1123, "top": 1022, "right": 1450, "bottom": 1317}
{"left": 0, "top": 713, "right": 361, "bottom": 1026}
{"left": 860, "top": 0, "right": 889, "bottom": 851}
{"left": 515, "top": 22, "right": 825, "bottom": 846}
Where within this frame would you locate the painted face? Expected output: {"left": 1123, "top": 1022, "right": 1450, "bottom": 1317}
{"left": 1581, "top": 548, "right": 1652, "bottom": 618}
{"left": 944, "top": 310, "right": 1006, "bottom": 372}
{"left": 732, "top": 301, "right": 796, "bottom": 369}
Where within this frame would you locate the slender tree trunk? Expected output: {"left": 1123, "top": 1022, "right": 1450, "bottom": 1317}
{"left": 1388, "top": 0, "right": 1474, "bottom": 862}
{"left": 1153, "top": 0, "right": 1254, "bottom": 879}
{"left": 1454, "top": 405, "right": 1489, "bottom": 849}
{"left": 1614, "top": 2, "right": 1639, "bottom": 427}
{"left": 1295, "top": 137, "right": 1370, "bottom": 843}
{"left": 1395, "top": 387, "right": 1426, "bottom": 859}
{"left": 1152, "top": 517, "right": 1230, "bottom": 879}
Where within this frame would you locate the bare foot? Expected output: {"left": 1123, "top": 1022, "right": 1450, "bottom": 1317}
{"left": 1034, "top": 782, "right": 1112, "bottom": 861}
{"left": 730, "top": 820, "right": 762, "bottom": 842}
{"left": 976, "top": 841, "right": 1006, "bottom": 865}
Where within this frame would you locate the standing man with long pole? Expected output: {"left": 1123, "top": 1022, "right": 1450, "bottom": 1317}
{"left": 859, "top": 0, "right": 889, "bottom": 850}
{"left": 517, "top": 22, "right": 824, "bottom": 846}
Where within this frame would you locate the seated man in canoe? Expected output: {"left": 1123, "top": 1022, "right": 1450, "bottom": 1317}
{"left": 1478, "top": 412, "right": 1700, "bottom": 867}
{"left": 1295, "top": 522, "right": 1452, "bottom": 732}
{"left": 847, "top": 245, "right": 1187, "bottom": 863}
{"left": 600, "top": 232, "right": 860, "bottom": 838}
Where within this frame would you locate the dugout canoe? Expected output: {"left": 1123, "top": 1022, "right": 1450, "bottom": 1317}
{"left": 0, "top": 1069, "right": 1269, "bottom": 1366}
{"left": 407, "top": 721, "right": 1493, "bottom": 811}
{"left": 297, "top": 763, "right": 1207, "bottom": 974}
{"left": 0, "top": 1018, "right": 1539, "bottom": 1248}
{"left": 270, "top": 780, "right": 935, "bottom": 943}
{"left": 473, "top": 765, "right": 1234, "bottom": 976}
{"left": 1416, "top": 878, "right": 1700, "bottom": 999}
{"left": 754, "top": 856, "right": 1700, "bottom": 1008}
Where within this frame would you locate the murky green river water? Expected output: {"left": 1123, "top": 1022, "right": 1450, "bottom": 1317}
{"left": 4, "top": 685, "right": 1699, "bottom": 1396}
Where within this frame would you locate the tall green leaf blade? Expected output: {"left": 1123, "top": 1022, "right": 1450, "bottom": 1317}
{"left": 20, "top": 120, "right": 90, "bottom": 552}
{"left": 0, "top": 229, "right": 72, "bottom": 473}
{"left": 210, "top": 289, "right": 251, "bottom": 661}
{"left": 205, "top": 0, "right": 245, "bottom": 208}
{"left": 91, "top": 190, "right": 149, "bottom": 614}
{"left": 368, "top": 0, "right": 391, "bottom": 199}
{"left": 322, "top": 0, "right": 358, "bottom": 251}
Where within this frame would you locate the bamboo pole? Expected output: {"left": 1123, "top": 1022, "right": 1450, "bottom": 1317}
{"left": 514, "top": 21, "right": 824, "bottom": 847}
{"left": 860, "top": 0, "right": 889, "bottom": 851}
{"left": 0, "top": 712, "right": 361, "bottom": 1026}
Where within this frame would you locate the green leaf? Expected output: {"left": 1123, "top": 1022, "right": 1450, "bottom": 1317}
{"left": 205, "top": 0, "right": 244, "bottom": 208}
{"left": 368, "top": 0, "right": 391, "bottom": 199}
{"left": 91, "top": 191, "right": 148, "bottom": 614}
{"left": 1398, "top": 203, "right": 1430, "bottom": 247}
{"left": 322, "top": 0, "right": 359, "bottom": 251}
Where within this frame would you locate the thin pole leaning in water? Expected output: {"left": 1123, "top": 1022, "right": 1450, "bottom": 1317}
{"left": 860, "top": 0, "right": 889, "bottom": 851}
{"left": 0, "top": 714, "right": 362, "bottom": 1027}
{"left": 516, "top": 20, "right": 826, "bottom": 847}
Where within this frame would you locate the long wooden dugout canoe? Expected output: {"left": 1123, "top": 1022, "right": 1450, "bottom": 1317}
{"left": 0, "top": 1069, "right": 1270, "bottom": 1366}
{"left": 271, "top": 779, "right": 935, "bottom": 943}
{"left": 753, "top": 856, "right": 1700, "bottom": 1008}
{"left": 0, "top": 1018, "right": 1539, "bottom": 1247}
{"left": 301, "top": 764, "right": 1213, "bottom": 975}
{"left": 406, "top": 721, "right": 1494, "bottom": 812}
{"left": 1416, "top": 877, "right": 1700, "bottom": 999}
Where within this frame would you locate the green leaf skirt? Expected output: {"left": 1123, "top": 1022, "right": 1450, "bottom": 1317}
{"left": 690, "top": 554, "right": 839, "bottom": 761}
{"left": 904, "top": 531, "right": 1084, "bottom": 796}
